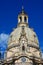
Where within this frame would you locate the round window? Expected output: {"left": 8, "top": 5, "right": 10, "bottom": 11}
{"left": 21, "top": 57, "right": 26, "bottom": 62}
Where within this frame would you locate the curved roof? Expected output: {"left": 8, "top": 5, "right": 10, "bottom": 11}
{"left": 8, "top": 26, "right": 39, "bottom": 47}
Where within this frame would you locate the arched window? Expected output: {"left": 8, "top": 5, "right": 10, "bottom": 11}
{"left": 19, "top": 16, "right": 22, "bottom": 22}
{"left": 24, "top": 16, "right": 27, "bottom": 22}
{"left": 22, "top": 45, "right": 25, "bottom": 51}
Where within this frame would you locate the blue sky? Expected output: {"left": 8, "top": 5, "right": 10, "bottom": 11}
{"left": 0, "top": 0, "right": 43, "bottom": 57}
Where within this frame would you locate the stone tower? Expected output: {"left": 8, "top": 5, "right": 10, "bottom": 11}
{"left": 3, "top": 7, "right": 43, "bottom": 65}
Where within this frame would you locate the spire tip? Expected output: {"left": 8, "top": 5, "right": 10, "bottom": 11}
{"left": 22, "top": 6, "right": 24, "bottom": 13}
{"left": 22, "top": 6, "right": 24, "bottom": 10}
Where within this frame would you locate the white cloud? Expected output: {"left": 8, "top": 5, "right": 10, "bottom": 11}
{"left": 0, "top": 33, "right": 9, "bottom": 51}
{"left": 0, "top": 33, "right": 9, "bottom": 42}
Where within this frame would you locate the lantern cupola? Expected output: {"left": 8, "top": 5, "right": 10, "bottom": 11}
{"left": 18, "top": 7, "right": 28, "bottom": 27}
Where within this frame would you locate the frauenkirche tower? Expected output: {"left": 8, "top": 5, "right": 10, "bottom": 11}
{"left": 1, "top": 7, "right": 43, "bottom": 65}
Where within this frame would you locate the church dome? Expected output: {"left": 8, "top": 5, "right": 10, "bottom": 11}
{"left": 8, "top": 7, "right": 39, "bottom": 48}
{"left": 7, "top": 8, "right": 41, "bottom": 62}
{"left": 8, "top": 26, "right": 39, "bottom": 47}
{"left": 8, "top": 26, "right": 39, "bottom": 52}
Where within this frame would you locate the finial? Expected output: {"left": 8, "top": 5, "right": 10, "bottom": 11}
{"left": 22, "top": 6, "right": 24, "bottom": 13}
{"left": 22, "top": 6, "right": 24, "bottom": 10}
